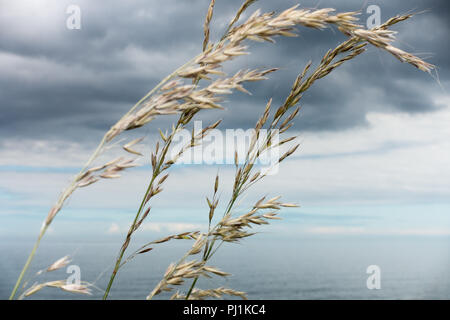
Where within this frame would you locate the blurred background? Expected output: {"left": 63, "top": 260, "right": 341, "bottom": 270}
{"left": 0, "top": 0, "right": 449, "bottom": 299}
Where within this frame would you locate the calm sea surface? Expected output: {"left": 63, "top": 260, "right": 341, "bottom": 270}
{"left": 1, "top": 235, "right": 449, "bottom": 299}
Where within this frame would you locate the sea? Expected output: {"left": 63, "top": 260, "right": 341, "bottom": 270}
{"left": 1, "top": 234, "right": 449, "bottom": 300}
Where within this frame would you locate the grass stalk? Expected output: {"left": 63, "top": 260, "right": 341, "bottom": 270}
{"left": 9, "top": 57, "right": 197, "bottom": 300}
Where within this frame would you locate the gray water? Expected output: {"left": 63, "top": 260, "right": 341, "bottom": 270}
{"left": 1, "top": 235, "right": 449, "bottom": 300}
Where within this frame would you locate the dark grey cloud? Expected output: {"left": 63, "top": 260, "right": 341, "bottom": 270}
{"left": 0, "top": 0, "right": 448, "bottom": 143}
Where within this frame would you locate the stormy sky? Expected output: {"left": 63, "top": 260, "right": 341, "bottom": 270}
{"left": 0, "top": 0, "right": 449, "bottom": 237}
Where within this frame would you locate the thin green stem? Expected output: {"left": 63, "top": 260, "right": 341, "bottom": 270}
{"left": 185, "top": 189, "right": 240, "bottom": 299}
{"left": 9, "top": 226, "right": 47, "bottom": 300}
{"left": 103, "top": 119, "right": 183, "bottom": 299}
{"left": 184, "top": 128, "right": 263, "bottom": 300}
{"left": 102, "top": 173, "right": 157, "bottom": 300}
{"left": 9, "top": 134, "right": 108, "bottom": 300}
{"left": 9, "top": 55, "right": 199, "bottom": 300}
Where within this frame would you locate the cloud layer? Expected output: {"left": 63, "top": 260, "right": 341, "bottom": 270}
{"left": 1, "top": 0, "right": 449, "bottom": 237}
{"left": 0, "top": 0, "right": 447, "bottom": 142}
